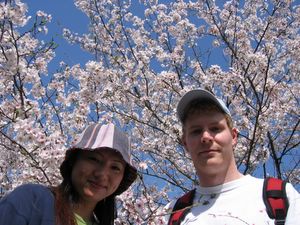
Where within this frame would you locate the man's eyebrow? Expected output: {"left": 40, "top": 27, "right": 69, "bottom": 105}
{"left": 189, "top": 121, "right": 223, "bottom": 127}
{"left": 188, "top": 125, "right": 202, "bottom": 129}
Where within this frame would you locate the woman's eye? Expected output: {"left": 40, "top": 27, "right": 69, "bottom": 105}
{"left": 88, "top": 156, "right": 97, "bottom": 161}
{"left": 88, "top": 157, "right": 102, "bottom": 164}
{"left": 112, "top": 165, "right": 123, "bottom": 172}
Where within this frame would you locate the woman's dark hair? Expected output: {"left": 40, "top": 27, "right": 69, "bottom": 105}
{"left": 51, "top": 184, "right": 76, "bottom": 225}
{"left": 52, "top": 149, "right": 117, "bottom": 225}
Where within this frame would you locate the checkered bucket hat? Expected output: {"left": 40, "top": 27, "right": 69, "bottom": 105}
{"left": 60, "top": 123, "right": 138, "bottom": 195}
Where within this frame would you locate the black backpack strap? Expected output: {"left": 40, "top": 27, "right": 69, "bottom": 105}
{"left": 168, "top": 189, "right": 196, "bottom": 225}
{"left": 263, "top": 177, "right": 289, "bottom": 225}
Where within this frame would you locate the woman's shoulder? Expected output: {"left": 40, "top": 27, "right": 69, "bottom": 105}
{"left": 13, "top": 183, "right": 50, "bottom": 192}
{"left": 0, "top": 184, "right": 56, "bottom": 223}
{"left": 3, "top": 183, "right": 53, "bottom": 202}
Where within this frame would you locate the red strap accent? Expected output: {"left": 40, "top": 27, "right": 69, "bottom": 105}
{"left": 168, "top": 189, "right": 196, "bottom": 225}
{"left": 168, "top": 210, "right": 185, "bottom": 225}
{"left": 263, "top": 177, "right": 289, "bottom": 223}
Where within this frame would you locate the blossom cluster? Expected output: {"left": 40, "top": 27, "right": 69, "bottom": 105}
{"left": 0, "top": 0, "right": 299, "bottom": 223}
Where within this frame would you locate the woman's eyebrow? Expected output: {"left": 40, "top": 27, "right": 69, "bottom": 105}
{"left": 93, "top": 151, "right": 125, "bottom": 163}
{"left": 112, "top": 158, "right": 126, "bottom": 165}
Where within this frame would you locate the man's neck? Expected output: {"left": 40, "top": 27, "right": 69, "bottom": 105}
{"left": 198, "top": 167, "right": 243, "bottom": 187}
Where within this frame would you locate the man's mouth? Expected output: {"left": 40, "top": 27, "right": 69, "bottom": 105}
{"left": 199, "top": 149, "right": 219, "bottom": 154}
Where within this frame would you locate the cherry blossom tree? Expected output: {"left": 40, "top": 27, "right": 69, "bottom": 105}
{"left": 1, "top": 0, "right": 299, "bottom": 224}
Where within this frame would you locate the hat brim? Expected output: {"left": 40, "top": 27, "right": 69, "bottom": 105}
{"left": 114, "top": 164, "right": 137, "bottom": 195}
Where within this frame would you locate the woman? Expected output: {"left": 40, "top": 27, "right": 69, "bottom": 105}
{"left": 0, "top": 123, "right": 138, "bottom": 225}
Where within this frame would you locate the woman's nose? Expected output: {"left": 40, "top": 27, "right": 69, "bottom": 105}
{"left": 93, "top": 164, "right": 109, "bottom": 179}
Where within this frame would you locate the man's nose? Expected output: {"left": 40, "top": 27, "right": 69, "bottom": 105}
{"left": 201, "top": 130, "right": 213, "bottom": 143}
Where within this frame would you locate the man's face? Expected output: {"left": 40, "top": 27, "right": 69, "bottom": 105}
{"left": 181, "top": 110, "right": 238, "bottom": 179}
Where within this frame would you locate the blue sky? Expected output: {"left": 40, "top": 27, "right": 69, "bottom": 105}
{"left": 26, "top": 0, "right": 93, "bottom": 73}
{"left": 24, "top": 0, "right": 300, "bottom": 190}
{"left": 24, "top": 0, "right": 231, "bottom": 73}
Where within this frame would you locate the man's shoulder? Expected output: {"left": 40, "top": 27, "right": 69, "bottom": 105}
{"left": 247, "top": 175, "right": 298, "bottom": 193}
{"left": 240, "top": 175, "right": 265, "bottom": 188}
{"left": 244, "top": 174, "right": 264, "bottom": 182}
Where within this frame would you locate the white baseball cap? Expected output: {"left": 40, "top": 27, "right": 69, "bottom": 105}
{"left": 177, "top": 89, "right": 231, "bottom": 123}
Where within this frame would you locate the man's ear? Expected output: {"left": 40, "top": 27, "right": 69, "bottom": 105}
{"left": 181, "top": 133, "right": 190, "bottom": 153}
{"left": 231, "top": 127, "right": 238, "bottom": 147}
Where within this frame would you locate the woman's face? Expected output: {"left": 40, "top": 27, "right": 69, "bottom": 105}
{"left": 71, "top": 148, "right": 126, "bottom": 205}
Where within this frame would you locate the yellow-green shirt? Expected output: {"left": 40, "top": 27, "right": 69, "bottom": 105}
{"left": 75, "top": 213, "right": 93, "bottom": 225}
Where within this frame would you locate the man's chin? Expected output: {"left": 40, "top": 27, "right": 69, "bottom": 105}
{"left": 197, "top": 159, "right": 223, "bottom": 171}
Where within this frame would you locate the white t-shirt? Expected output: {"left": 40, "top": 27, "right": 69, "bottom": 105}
{"left": 164, "top": 175, "right": 300, "bottom": 225}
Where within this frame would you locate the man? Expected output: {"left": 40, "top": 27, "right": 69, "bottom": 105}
{"left": 164, "top": 89, "right": 299, "bottom": 225}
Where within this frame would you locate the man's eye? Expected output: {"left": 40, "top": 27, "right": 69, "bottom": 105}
{"left": 211, "top": 127, "right": 220, "bottom": 132}
{"left": 191, "top": 129, "right": 202, "bottom": 134}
